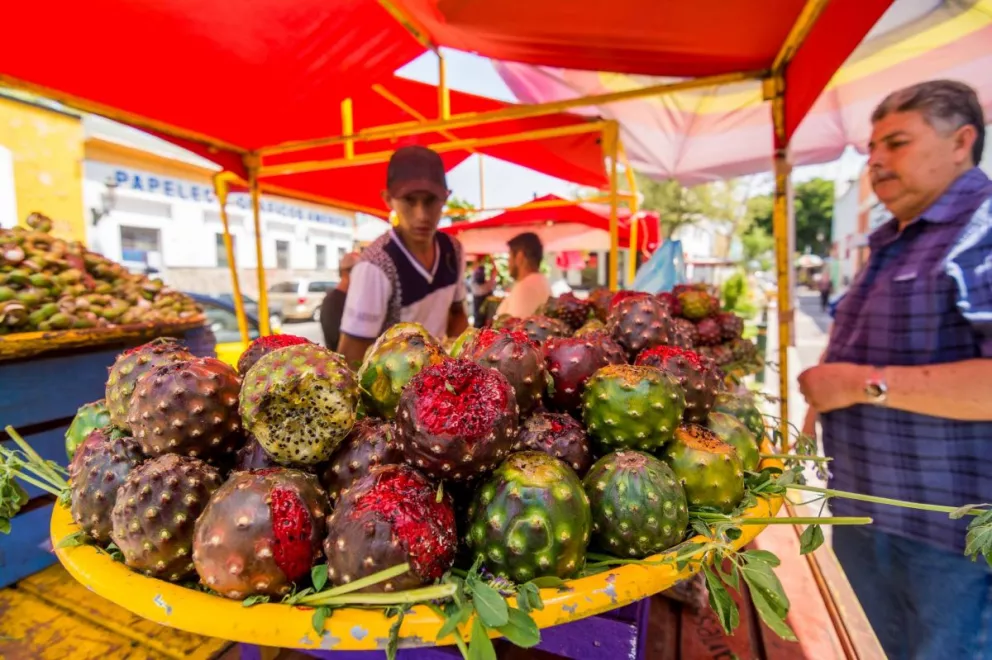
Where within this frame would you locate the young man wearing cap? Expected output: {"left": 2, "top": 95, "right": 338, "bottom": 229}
{"left": 337, "top": 145, "right": 469, "bottom": 365}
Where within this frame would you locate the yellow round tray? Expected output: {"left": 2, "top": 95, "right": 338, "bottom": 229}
{"left": 51, "top": 453, "right": 783, "bottom": 651}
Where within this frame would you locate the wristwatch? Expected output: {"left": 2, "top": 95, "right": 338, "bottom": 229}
{"left": 864, "top": 368, "right": 888, "bottom": 405}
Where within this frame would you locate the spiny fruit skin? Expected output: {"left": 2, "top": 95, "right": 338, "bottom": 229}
{"left": 105, "top": 338, "right": 194, "bottom": 429}
{"left": 702, "top": 344, "right": 734, "bottom": 367}
{"left": 110, "top": 454, "right": 222, "bottom": 581}
{"left": 372, "top": 322, "right": 436, "bottom": 354}
{"left": 587, "top": 288, "right": 615, "bottom": 322}
{"left": 712, "top": 393, "right": 766, "bottom": 447}
{"left": 574, "top": 319, "right": 606, "bottom": 337}
{"left": 545, "top": 292, "right": 592, "bottom": 331}
{"left": 663, "top": 424, "right": 745, "bottom": 513}
{"left": 678, "top": 290, "right": 719, "bottom": 321}
{"left": 707, "top": 412, "right": 760, "bottom": 472}
{"left": 514, "top": 315, "right": 570, "bottom": 344}
{"left": 513, "top": 412, "right": 592, "bottom": 477}
{"left": 234, "top": 436, "right": 309, "bottom": 472}
{"left": 65, "top": 399, "right": 111, "bottom": 461}
{"left": 583, "top": 451, "right": 689, "bottom": 558}
{"left": 318, "top": 418, "right": 403, "bottom": 501}
{"left": 671, "top": 318, "right": 699, "bottom": 347}
{"left": 715, "top": 312, "right": 744, "bottom": 341}
{"left": 582, "top": 365, "right": 685, "bottom": 453}
{"left": 237, "top": 335, "right": 312, "bottom": 376}
{"left": 240, "top": 344, "right": 360, "bottom": 465}
{"left": 395, "top": 359, "right": 517, "bottom": 483}
{"left": 656, "top": 292, "right": 682, "bottom": 317}
{"left": 70, "top": 429, "right": 145, "bottom": 543}
{"left": 128, "top": 357, "right": 244, "bottom": 461}
{"left": 448, "top": 327, "right": 479, "bottom": 357}
{"left": 358, "top": 332, "right": 447, "bottom": 420}
{"left": 728, "top": 337, "right": 758, "bottom": 363}
{"left": 609, "top": 290, "right": 651, "bottom": 309}
{"left": 324, "top": 464, "right": 456, "bottom": 592}
{"left": 608, "top": 295, "right": 676, "bottom": 360}
{"left": 466, "top": 451, "right": 591, "bottom": 583}
{"left": 463, "top": 328, "right": 547, "bottom": 415}
{"left": 635, "top": 346, "right": 722, "bottom": 424}
{"left": 544, "top": 332, "right": 627, "bottom": 416}
{"left": 695, "top": 318, "right": 722, "bottom": 346}
{"left": 192, "top": 468, "right": 328, "bottom": 599}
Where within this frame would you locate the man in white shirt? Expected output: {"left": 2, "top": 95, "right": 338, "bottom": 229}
{"left": 495, "top": 232, "right": 551, "bottom": 318}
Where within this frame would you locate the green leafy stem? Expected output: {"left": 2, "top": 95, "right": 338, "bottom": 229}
{"left": 1, "top": 425, "right": 70, "bottom": 533}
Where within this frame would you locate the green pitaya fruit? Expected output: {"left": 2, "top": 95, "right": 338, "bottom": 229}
{"left": 111, "top": 454, "right": 222, "bottom": 581}
{"left": 105, "top": 338, "right": 194, "bottom": 429}
{"left": 582, "top": 365, "right": 685, "bottom": 453}
{"left": 318, "top": 418, "right": 403, "bottom": 501}
{"left": 466, "top": 451, "right": 591, "bottom": 582}
{"left": 583, "top": 451, "right": 688, "bottom": 557}
{"left": 574, "top": 319, "right": 606, "bottom": 337}
{"left": 663, "top": 425, "right": 745, "bottom": 513}
{"left": 635, "top": 346, "right": 722, "bottom": 424}
{"left": 448, "top": 327, "right": 479, "bottom": 357}
{"left": 677, "top": 290, "right": 719, "bottom": 320}
{"left": 358, "top": 332, "right": 447, "bottom": 420}
{"left": 513, "top": 412, "right": 592, "bottom": 476}
{"left": 707, "top": 412, "right": 760, "bottom": 472}
{"left": 607, "top": 295, "right": 676, "bottom": 360}
{"left": 372, "top": 322, "right": 436, "bottom": 353}
{"left": 69, "top": 429, "right": 145, "bottom": 542}
{"left": 241, "top": 344, "right": 359, "bottom": 465}
{"left": 712, "top": 392, "right": 766, "bottom": 444}
{"left": 193, "top": 468, "right": 328, "bottom": 599}
{"left": 65, "top": 399, "right": 111, "bottom": 461}
{"left": 237, "top": 334, "right": 312, "bottom": 376}
{"left": 128, "top": 357, "right": 244, "bottom": 462}
{"left": 463, "top": 328, "right": 547, "bottom": 415}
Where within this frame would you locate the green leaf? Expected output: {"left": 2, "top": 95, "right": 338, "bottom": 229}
{"left": 311, "top": 564, "right": 328, "bottom": 592}
{"left": 965, "top": 509, "right": 992, "bottom": 566}
{"left": 242, "top": 595, "right": 270, "bottom": 607}
{"left": 469, "top": 581, "right": 509, "bottom": 628}
{"left": 468, "top": 617, "right": 497, "bottom": 660}
{"left": 437, "top": 602, "right": 473, "bottom": 641}
{"left": 495, "top": 607, "right": 541, "bottom": 648}
{"left": 55, "top": 531, "right": 89, "bottom": 549}
{"left": 702, "top": 564, "right": 739, "bottom": 635}
{"left": 311, "top": 606, "right": 331, "bottom": 635}
{"left": 523, "top": 583, "right": 544, "bottom": 611}
{"left": 715, "top": 559, "right": 740, "bottom": 592}
{"left": 950, "top": 503, "right": 990, "bottom": 520}
{"left": 799, "top": 525, "right": 825, "bottom": 555}
{"left": 740, "top": 563, "right": 789, "bottom": 618}
{"left": 743, "top": 549, "right": 782, "bottom": 567}
{"left": 386, "top": 609, "right": 405, "bottom": 660}
{"left": 0, "top": 519, "right": 9, "bottom": 535}
{"left": 725, "top": 526, "right": 743, "bottom": 541}
{"left": 749, "top": 586, "right": 798, "bottom": 641}
{"left": 527, "top": 576, "right": 566, "bottom": 589}
{"left": 436, "top": 482, "right": 444, "bottom": 503}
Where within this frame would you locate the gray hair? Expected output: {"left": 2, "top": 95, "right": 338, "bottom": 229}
{"left": 872, "top": 80, "right": 985, "bottom": 166}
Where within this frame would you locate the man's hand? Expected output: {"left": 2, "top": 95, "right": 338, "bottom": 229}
{"left": 798, "top": 363, "right": 870, "bottom": 414}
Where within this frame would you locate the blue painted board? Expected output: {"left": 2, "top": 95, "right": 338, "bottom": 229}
{"left": 0, "top": 503, "right": 57, "bottom": 589}
{"left": 0, "top": 427, "right": 70, "bottom": 500}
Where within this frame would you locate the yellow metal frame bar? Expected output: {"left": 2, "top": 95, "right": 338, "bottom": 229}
{"left": 619, "top": 142, "right": 640, "bottom": 284}
{"left": 212, "top": 172, "right": 251, "bottom": 346}
{"left": 245, "top": 156, "right": 272, "bottom": 337}
{"left": 771, "top": 75, "right": 792, "bottom": 445}
{"left": 439, "top": 192, "right": 637, "bottom": 217}
{"left": 604, "top": 121, "right": 621, "bottom": 291}
{"left": 772, "top": 0, "right": 832, "bottom": 73}
{"left": 341, "top": 98, "right": 355, "bottom": 160}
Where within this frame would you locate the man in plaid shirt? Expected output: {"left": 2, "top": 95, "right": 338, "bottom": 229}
{"left": 800, "top": 80, "right": 992, "bottom": 659}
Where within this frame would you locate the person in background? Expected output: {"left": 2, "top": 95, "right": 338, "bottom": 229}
{"left": 495, "top": 232, "right": 551, "bottom": 318}
{"left": 799, "top": 80, "right": 992, "bottom": 659}
{"left": 470, "top": 256, "right": 498, "bottom": 328}
{"left": 337, "top": 145, "right": 469, "bottom": 366}
{"left": 319, "top": 251, "right": 359, "bottom": 350}
{"left": 817, "top": 270, "right": 833, "bottom": 312}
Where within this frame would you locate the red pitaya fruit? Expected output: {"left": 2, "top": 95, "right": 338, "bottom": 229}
{"left": 607, "top": 295, "right": 676, "bottom": 360}
{"left": 192, "top": 468, "right": 328, "bottom": 599}
{"left": 587, "top": 288, "right": 615, "bottom": 322}
{"left": 655, "top": 292, "right": 682, "bottom": 317}
{"left": 318, "top": 418, "right": 403, "bottom": 501}
{"left": 105, "top": 338, "right": 194, "bottom": 429}
{"left": 715, "top": 312, "right": 745, "bottom": 341}
{"left": 324, "top": 464, "right": 457, "bottom": 592}
{"left": 515, "top": 315, "right": 570, "bottom": 344}
{"left": 237, "top": 334, "right": 312, "bottom": 376}
{"left": 608, "top": 290, "right": 651, "bottom": 310}
{"left": 395, "top": 359, "right": 517, "bottom": 483}
{"left": 463, "top": 328, "right": 547, "bottom": 415}
{"left": 671, "top": 317, "right": 699, "bottom": 346}
{"left": 543, "top": 332, "right": 627, "bottom": 416}
{"left": 513, "top": 412, "right": 592, "bottom": 476}
{"left": 544, "top": 292, "right": 593, "bottom": 331}
{"left": 636, "top": 346, "right": 723, "bottom": 424}
{"left": 70, "top": 429, "right": 145, "bottom": 543}
{"left": 695, "top": 318, "right": 722, "bottom": 346}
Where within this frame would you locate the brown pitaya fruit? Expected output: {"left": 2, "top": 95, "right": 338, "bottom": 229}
{"left": 105, "top": 338, "right": 194, "bottom": 429}
{"left": 234, "top": 436, "right": 310, "bottom": 472}
{"left": 514, "top": 315, "right": 570, "bottom": 344}
{"left": 237, "top": 334, "right": 312, "bottom": 376}
{"left": 318, "top": 418, "right": 403, "bottom": 501}
{"left": 587, "top": 288, "right": 615, "bottom": 322}
{"left": 608, "top": 290, "right": 651, "bottom": 310}
{"left": 715, "top": 312, "right": 744, "bottom": 341}
{"left": 193, "top": 468, "right": 328, "bottom": 599}
{"left": 111, "top": 454, "right": 222, "bottom": 581}
{"left": 671, "top": 318, "right": 699, "bottom": 346}
{"left": 695, "top": 317, "right": 722, "bottom": 346}
{"left": 70, "top": 429, "right": 145, "bottom": 543}
{"left": 545, "top": 292, "right": 592, "bottom": 331}
{"left": 700, "top": 344, "right": 734, "bottom": 367}
{"left": 395, "top": 359, "right": 517, "bottom": 483}
{"left": 656, "top": 292, "right": 682, "bottom": 317}
{"left": 463, "top": 328, "right": 547, "bottom": 415}
{"left": 607, "top": 295, "right": 675, "bottom": 360}
{"left": 543, "top": 332, "right": 627, "bottom": 416}
{"left": 513, "top": 412, "right": 592, "bottom": 476}
{"left": 636, "top": 346, "right": 722, "bottom": 424}
{"left": 127, "top": 357, "right": 244, "bottom": 462}
{"left": 324, "top": 464, "right": 457, "bottom": 592}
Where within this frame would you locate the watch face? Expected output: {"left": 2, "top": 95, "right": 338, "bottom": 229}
{"left": 866, "top": 384, "right": 882, "bottom": 398}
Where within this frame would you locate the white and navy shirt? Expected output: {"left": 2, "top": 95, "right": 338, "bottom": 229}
{"left": 340, "top": 230, "right": 466, "bottom": 340}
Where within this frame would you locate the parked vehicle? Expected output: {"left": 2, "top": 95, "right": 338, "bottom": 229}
{"left": 185, "top": 293, "right": 279, "bottom": 367}
{"left": 267, "top": 279, "right": 336, "bottom": 323}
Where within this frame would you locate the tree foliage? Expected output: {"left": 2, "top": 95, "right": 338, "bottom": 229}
{"left": 746, "top": 178, "right": 834, "bottom": 256}
{"left": 446, "top": 196, "right": 475, "bottom": 223}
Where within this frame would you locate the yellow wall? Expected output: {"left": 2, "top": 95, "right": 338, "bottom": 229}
{"left": 0, "top": 95, "right": 86, "bottom": 241}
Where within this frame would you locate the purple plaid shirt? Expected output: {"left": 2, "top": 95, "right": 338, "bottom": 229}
{"left": 823, "top": 167, "right": 992, "bottom": 554}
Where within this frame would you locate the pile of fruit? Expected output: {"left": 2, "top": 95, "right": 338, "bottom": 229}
{"left": 0, "top": 213, "right": 201, "bottom": 334}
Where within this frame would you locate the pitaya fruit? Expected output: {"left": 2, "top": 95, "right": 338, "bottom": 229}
{"left": 715, "top": 312, "right": 744, "bottom": 341}
{"left": 695, "top": 318, "right": 722, "bottom": 346}
{"left": 240, "top": 344, "right": 360, "bottom": 465}
{"left": 678, "top": 290, "right": 719, "bottom": 320}
{"left": 237, "top": 334, "right": 312, "bottom": 376}
{"left": 234, "top": 436, "right": 308, "bottom": 472}
{"left": 127, "top": 357, "right": 244, "bottom": 462}
{"left": 712, "top": 392, "right": 766, "bottom": 447}
{"left": 513, "top": 412, "right": 592, "bottom": 476}
{"left": 358, "top": 332, "right": 447, "bottom": 420}
{"left": 69, "top": 429, "right": 145, "bottom": 542}
{"left": 573, "top": 319, "right": 606, "bottom": 337}
{"left": 463, "top": 328, "right": 546, "bottom": 415}
{"left": 543, "top": 332, "right": 627, "bottom": 417}
{"left": 544, "top": 292, "right": 592, "bottom": 331}
{"left": 582, "top": 365, "right": 685, "bottom": 453}
{"left": 583, "top": 450, "right": 688, "bottom": 557}
{"left": 515, "top": 315, "right": 570, "bottom": 344}
{"left": 65, "top": 399, "right": 111, "bottom": 461}
{"left": 656, "top": 292, "right": 682, "bottom": 317}
{"left": 372, "top": 322, "right": 436, "bottom": 353}
{"left": 111, "top": 454, "right": 222, "bottom": 581}
{"left": 635, "top": 346, "right": 722, "bottom": 424}
{"left": 324, "top": 464, "right": 456, "bottom": 592}
{"left": 671, "top": 318, "right": 699, "bottom": 346}
{"left": 707, "top": 412, "right": 760, "bottom": 472}
{"left": 607, "top": 295, "right": 675, "bottom": 360}
{"left": 662, "top": 425, "right": 745, "bottom": 513}
{"left": 608, "top": 290, "right": 650, "bottom": 309}
{"left": 728, "top": 337, "right": 758, "bottom": 363}
{"left": 105, "top": 338, "right": 194, "bottom": 429}
{"left": 587, "top": 288, "right": 615, "bottom": 322}
{"left": 318, "top": 418, "right": 403, "bottom": 501}
{"left": 466, "top": 451, "right": 591, "bottom": 582}
{"left": 448, "top": 327, "right": 479, "bottom": 358}
{"left": 395, "top": 359, "right": 517, "bottom": 483}
{"left": 193, "top": 468, "right": 328, "bottom": 599}
{"left": 707, "top": 344, "right": 735, "bottom": 367}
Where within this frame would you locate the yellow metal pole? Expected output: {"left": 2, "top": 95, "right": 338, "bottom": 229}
{"left": 246, "top": 156, "right": 272, "bottom": 337}
{"left": 619, "top": 142, "right": 640, "bottom": 283}
{"left": 772, "top": 0, "right": 831, "bottom": 72}
{"left": 438, "top": 52, "right": 450, "bottom": 120}
{"left": 479, "top": 156, "right": 486, "bottom": 209}
{"left": 341, "top": 98, "right": 355, "bottom": 160}
{"left": 770, "top": 76, "right": 792, "bottom": 446}
{"left": 439, "top": 193, "right": 637, "bottom": 217}
{"left": 212, "top": 173, "right": 250, "bottom": 346}
{"left": 606, "top": 122, "right": 620, "bottom": 292}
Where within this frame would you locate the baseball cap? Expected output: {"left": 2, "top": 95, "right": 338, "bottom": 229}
{"left": 386, "top": 145, "right": 448, "bottom": 199}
